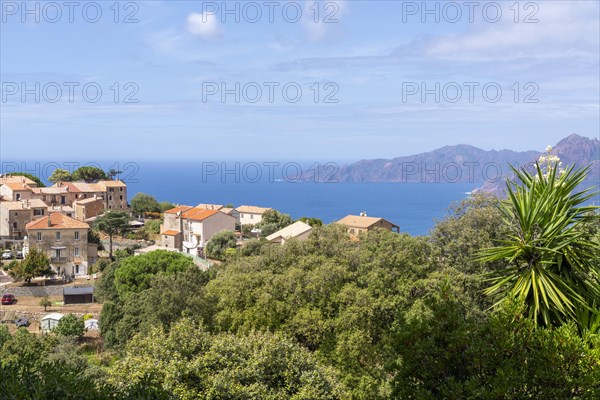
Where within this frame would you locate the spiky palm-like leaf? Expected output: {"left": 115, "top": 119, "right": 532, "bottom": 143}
{"left": 479, "top": 162, "right": 599, "bottom": 326}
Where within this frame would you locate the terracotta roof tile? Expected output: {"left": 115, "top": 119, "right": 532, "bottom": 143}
{"left": 164, "top": 205, "right": 193, "bottom": 214}
{"left": 160, "top": 230, "right": 180, "bottom": 236}
{"left": 0, "top": 175, "right": 37, "bottom": 186}
{"left": 26, "top": 212, "right": 89, "bottom": 230}
{"left": 336, "top": 215, "right": 398, "bottom": 229}
{"left": 195, "top": 203, "right": 224, "bottom": 210}
{"left": 99, "top": 180, "right": 127, "bottom": 187}
{"left": 0, "top": 199, "right": 47, "bottom": 210}
{"left": 1, "top": 182, "right": 32, "bottom": 191}
{"left": 235, "top": 205, "right": 271, "bottom": 214}
{"left": 182, "top": 208, "right": 219, "bottom": 221}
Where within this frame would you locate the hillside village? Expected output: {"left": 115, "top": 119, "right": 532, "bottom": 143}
{"left": 0, "top": 171, "right": 400, "bottom": 319}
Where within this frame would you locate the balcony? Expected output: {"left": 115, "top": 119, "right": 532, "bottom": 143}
{"left": 51, "top": 257, "right": 68, "bottom": 263}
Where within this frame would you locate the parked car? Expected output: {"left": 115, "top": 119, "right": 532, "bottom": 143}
{"left": 16, "top": 251, "right": 24, "bottom": 259}
{"left": 1, "top": 294, "right": 15, "bottom": 305}
{"left": 15, "top": 317, "right": 29, "bottom": 328}
{"left": 1, "top": 250, "right": 12, "bottom": 260}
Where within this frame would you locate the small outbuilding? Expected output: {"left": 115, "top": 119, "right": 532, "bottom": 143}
{"left": 63, "top": 286, "right": 94, "bottom": 304}
{"left": 40, "top": 313, "right": 64, "bottom": 332}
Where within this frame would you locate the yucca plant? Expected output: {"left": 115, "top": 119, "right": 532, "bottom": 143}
{"left": 479, "top": 160, "right": 599, "bottom": 327}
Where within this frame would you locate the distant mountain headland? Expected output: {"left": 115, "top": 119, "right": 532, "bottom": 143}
{"left": 301, "top": 134, "right": 599, "bottom": 194}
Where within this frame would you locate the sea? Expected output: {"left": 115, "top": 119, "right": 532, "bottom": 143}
{"left": 127, "top": 161, "right": 479, "bottom": 236}
{"left": 2, "top": 160, "right": 480, "bottom": 236}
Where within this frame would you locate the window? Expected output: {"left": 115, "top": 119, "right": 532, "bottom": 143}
{"left": 75, "top": 264, "right": 79, "bottom": 274}
{"left": 56, "top": 232, "right": 61, "bottom": 240}
{"left": 109, "top": 195, "right": 112, "bottom": 200}
{"left": 37, "top": 232, "right": 42, "bottom": 241}
{"left": 43, "top": 195, "right": 46, "bottom": 201}
{"left": 350, "top": 228, "right": 355, "bottom": 234}
{"left": 120, "top": 195, "right": 123, "bottom": 200}
{"left": 250, "top": 214, "right": 254, "bottom": 219}
{"left": 120, "top": 187, "right": 123, "bottom": 192}
{"left": 109, "top": 188, "right": 114, "bottom": 192}
{"left": 34, "top": 209, "right": 44, "bottom": 216}
{"left": 16, "top": 193, "right": 21, "bottom": 200}
{"left": 60, "top": 196, "right": 66, "bottom": 205}
{"left": 74, "top": 247, "right": 80, "bottom": 257}
{"left": 74, "top": 231, "right": 80, "bottom": 240}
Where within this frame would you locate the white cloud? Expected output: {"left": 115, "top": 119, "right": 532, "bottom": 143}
{"left": 186, "top": 12, "right": 220, "bottom": 39}
{"left": 426, "top": 1, "right": 599, "bottom": 61}
{"left": 302, "top": 0, "right": 347, "bottom": 41}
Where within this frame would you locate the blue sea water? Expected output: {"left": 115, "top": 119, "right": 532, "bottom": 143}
{"left": 1, "top": 160, "right": 478, "bottom": 236}
{"left": 125, "top": 162, "right": 478, "bottom": 236}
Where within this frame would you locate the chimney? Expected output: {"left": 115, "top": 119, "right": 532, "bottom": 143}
{"left": 47, "top": 214, "right": 51, "bottom": 227}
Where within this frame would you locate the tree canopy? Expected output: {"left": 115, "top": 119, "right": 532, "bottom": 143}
{"left": 3, "top": 248, "right": 53, "bottom": 283}
{"left": 206, "top": 230, "right": 237, "bottom": 260}
{"left": 95, "top": 211, "right": 130, "bottom": 259}
{"left": 130, "top": 193, "right": 161, "bottom": 216}
{"left": 71, "top": 166, "right": 108, "bottom": 182}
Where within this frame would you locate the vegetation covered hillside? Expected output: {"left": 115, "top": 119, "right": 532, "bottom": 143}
{"left": 1, "top": 161, "right": 599, "bottom": 399}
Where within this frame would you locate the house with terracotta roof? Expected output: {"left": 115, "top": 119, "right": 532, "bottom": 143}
{"left": 0, "top": 175, "right": 39, "bottom": 188}
{"left": 160, "top": 205, "right": 236, "bottom": 253}
{"left": 31, "top": 186, "right": 76, "bottom": 207}
{"left": 0, "top": 199, "right": 48, "bottom": 239}
{"left": 195, "top": 203, "right": 224, "bottom": 211}
{"left": 100, "top": 180, "right": 128, "bottom": 210}
{"left": 52, "top": 180, "right": 128, "bottom": 210}
{"left": 266, "top": 221, "right": 313, "bottom": 245}
{"left": 336, "top": 213, "right": 400, "bottom": 236}
{"left": 160, "top": 205, "right": 192, "bottom": 250}
{"left": 0, "top": 181, "right": 34, "bottom": 202}
{"left": 26, "top": 213, "right": 97, "bottom": 277}
{"left": 236, "top": 205, "right": 272, "bottom": 226}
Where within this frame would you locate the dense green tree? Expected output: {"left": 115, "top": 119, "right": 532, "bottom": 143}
{"left": 101, "top": 267, "right": 212, "bottom": 347}
{"left": 206, "top": 230, "right": 237, "bottom": 260}
{"left": 431, "top": 193, "right": 505, "bottom": 274}
{"left": 113, "top": 250, "right": 195, "bottom": 298}
{"left": 109, "top": 318, "right": 349, "bottom": 399}
{"left": 71, "top": 166, "right": 108, "bottom": 182}
{"left": 480, "top": 162, "right": 600, "bottom": 326}
{"left": 4, "top": 248, "right": 53, "bottom": 283}
{"left": 0, "top": 328, "right": 115, "bottom": 399}
{"left": 257, "top": 209, "right": 294, "bottom": 236}
{"left": 106, "top": 168, "right": 122, "bottom": 180}
{"left": 131, "top": 192, "right": 161, "bottom": 216}
{"left": 54, "top": 314, "right": 85, "bottom": 338}
{"left": 391, "top": 298, "right": 600, "bottom": 399}
{"left": 143, "top": 219, "right": 162, "bottom": 236}
{"left": 299, "top": 216, "right": 324, "bottom": 227}
{"left": 95, "top": 211, "right": 130, "bottom": 260}
{"left": 48, "top": 168, "right": 72, "bottom": 183}
{"left": 240, "top": 238, "right": 269, "bottom": 257}
{"left": 159, "top": 201, "right": 176, "bottom": 212}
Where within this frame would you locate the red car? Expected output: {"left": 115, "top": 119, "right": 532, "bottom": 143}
{"left": 1, "top": 294, "right": 15, "bottom": 305}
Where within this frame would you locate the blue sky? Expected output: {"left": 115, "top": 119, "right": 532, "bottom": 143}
{"left": 1, "top": 0, "right": 599, "bottom": 162}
